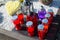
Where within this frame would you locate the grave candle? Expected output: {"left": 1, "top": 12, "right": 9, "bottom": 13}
{"left": 45, "top": 13, "right": 52, "bottom": 25}
{"left": 38, "top": 24, "right": 45, "bottom": 40}
{"left": 48, "top": 9, "right": 54, "bottom": 24}
{"left": 42, "top": 18, "right": 49, "bottom": 33}
{"left": 18, "top": 13, "right": 24, "bottom": 24}
{"left": 26, "top": 21, "right": 34, "bottom": 37}
{"left": 12, "top": 15, "right": 21, "bottom": 30}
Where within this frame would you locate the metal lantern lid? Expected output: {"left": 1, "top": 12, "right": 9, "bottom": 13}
{"left": 48, "top": 9, "right": 53, "bottom": 12}
{"left": 12, "top": 15, "right": 18, "bottom": 20}
{"left": 45, "top": 13, "right": 51, "bottom": 18}
{"left": 26, "top": 21, "right": 33, "bottom": 27}
{"left": 42, "top": 18, "right": 48, "bottom": 23}
{"left": 38, "top": 24, "right": 44, "bottom": 30}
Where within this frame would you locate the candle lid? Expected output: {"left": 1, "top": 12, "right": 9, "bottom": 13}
{"left": 12, "top": 15, "right": 18, "bottom": 20}
{"left": 38, "top": 24, "right": 44, "bottom": 30}
{"left": 26, "top": 21, "right": 33, "bottom": 27}
{"left": 45, "top": 13, "right": 51, "bottom": 18}
{"left": 42, "top": 19, "right": 48, "bottom": 23}
{"left": 48, "top": 9, "right": 53, "bottom": 12}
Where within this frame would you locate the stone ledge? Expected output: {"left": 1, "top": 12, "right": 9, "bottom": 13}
{"left": 0, "top": 28, "right": 37, "bottom": 40}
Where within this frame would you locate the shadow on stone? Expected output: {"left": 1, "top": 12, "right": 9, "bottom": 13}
{"left": 0, "top": 12, "right": 3, "bottom": 23}
{"left": 49, "top": 0, "right": 60, "bottom": 8}
{"left": 0, "top": 33, "right": 17, "bottom": 40}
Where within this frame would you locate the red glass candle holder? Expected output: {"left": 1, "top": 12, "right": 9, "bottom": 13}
{"left": 27, "top": 14, "right": 38, "bottom": 28}
{"left": 38, "top": 31, "right": 45, "bottom": 40}
{"left": 42, "top": 19, "right": 49, "bottom": 33}
{"left": 15, "top": 24, "right": 21, "bottom": 30}
{"left": 18, "top": 13, "right": 24, "bottom": 24}
{"left": 26, "top": 13, "right": 38, "bottom": 36}
{"left": 48, "top": 9, "right": 54, "bottom": 17}
{"left": 44, "top": 24, "right": 49, "bottom": 33}
{"left": 33, "top": 15, "right": 38, "bottom": 36}
{"left": 48, "top": 9, "right": 54, "bottom": 24}
{"left": 12, "top": 15, "right": 21, "bottom": 30}
{"left": 45, "top": 13, "right": 52, "bottom": 25}
{"left": 38, "top": 24, "right": 45, "bottom": 40}
{"left": 49, "top": 12, "right": 53, "bottom": 18}
{"left": 48, "top": 13, "right": 53, "bottom": 24}
{"left": 48, "top": 17, "right": 53, "bottom": 25}
{"left": 26, "top": 21, "right": 34, "bottom": 37}
{"left": 13, "top": 19, "right": 20, "bottom": 25}
{"left": 26, "top": 15, "right": 33, "bottom": 21}
{"left": 33, "top": 15, "right": 38, "bottom": 27}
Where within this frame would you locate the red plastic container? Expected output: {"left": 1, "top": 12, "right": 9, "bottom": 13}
{"left": 26, "top": 21, "right": 34, "bottom": 37}
{"left": 38, "top": 24, "right": 45, "bottom": 40}
{"left": 12, "top": 15, "right": 21, "bottom": 30}
{"left": 42, "top": 18, "right": 49, "bottom": 33}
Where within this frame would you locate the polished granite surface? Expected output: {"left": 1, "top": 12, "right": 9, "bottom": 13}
{"left": 0, "top": 33, "right": 17, "bottom": 40}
